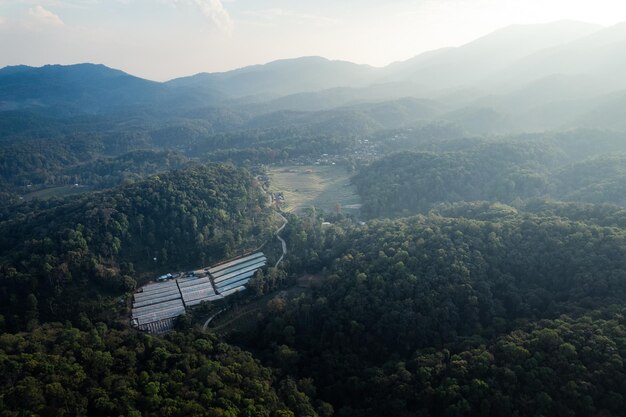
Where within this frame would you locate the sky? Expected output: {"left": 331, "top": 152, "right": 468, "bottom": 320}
{"left": 1, "top": 0, "right": 626, "bottom": 81}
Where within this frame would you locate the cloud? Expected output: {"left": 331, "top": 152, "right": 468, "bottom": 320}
{"left": 194, "top": 0, "right": 232, "bottom": 33}
{"left": 0, "top": 16, "right": 6, "bottom": 25}
{"left": 28, "top": 5, "right": 64, "bottom": 26}
{"left": 169, "top": 0, "right": 233, "bottom": 34}
{"left": 17, "top": 1, "right": 233, "bottom": 33}
{"left": 0, "top": 0, "right": 100, "bottom": 7}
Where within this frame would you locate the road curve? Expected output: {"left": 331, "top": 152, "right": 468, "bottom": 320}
{"left": 275, "top": 212, "right": 288, "bottom": 268}
{"left": 202, "top": 212, "right": 288, "bottom": 332}
{"left": 203, "top": 308, "right": 226, "bottom": 331}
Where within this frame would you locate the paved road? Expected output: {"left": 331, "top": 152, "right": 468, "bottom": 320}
{"left": 275, "top": 212, "right": 288, "bottom": 268}
{"left": 202, "top": 308, "right": 225, "bottom": 331}
{"left": 203, "top": 212, "right": 288, "bottom": 332}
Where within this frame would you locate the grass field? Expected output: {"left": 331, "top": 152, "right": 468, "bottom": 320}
{"left": 268, "top": 164, "right": 362, "bottom": 215}
{"left": 23, "top": 185, "right": 92, "bottom": 201}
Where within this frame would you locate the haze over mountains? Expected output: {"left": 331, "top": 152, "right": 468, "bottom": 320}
{"left": 2, "top": 20, "right": 626, "bottom": 133}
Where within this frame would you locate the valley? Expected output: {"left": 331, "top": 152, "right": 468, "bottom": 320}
{"left": 3, "top": 16, "right": 626, "bottom": 417}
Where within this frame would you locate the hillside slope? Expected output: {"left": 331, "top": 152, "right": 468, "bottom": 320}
{"left": 0, "top": 164, "right": 272, "bottom": 329}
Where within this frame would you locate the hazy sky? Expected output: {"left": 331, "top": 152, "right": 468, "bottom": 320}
{"left": 1, "top": 0, "right": 626, "bottom": 80}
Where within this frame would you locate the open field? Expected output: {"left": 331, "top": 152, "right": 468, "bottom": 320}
{"left": 268, "top": 164, "right": 362, "bottom": 215}
{"left": 23, "top": 185, "right": 92, "bottom": 201}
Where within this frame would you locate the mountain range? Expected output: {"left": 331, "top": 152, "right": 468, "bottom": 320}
{"left": 2, "top": 20, "right": 626, "bottom": 133}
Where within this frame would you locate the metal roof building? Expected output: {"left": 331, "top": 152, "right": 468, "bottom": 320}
{"left": 130, "top": 251, "right": 267, "bottom": 334}
{"left": 212, "top": 255, "right": 266, "bottom": 294}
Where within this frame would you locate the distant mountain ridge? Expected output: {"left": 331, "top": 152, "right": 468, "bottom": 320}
{"left": 0, "top": 63, "right": 166, "bottom": 115}
{"left": 167, "top": 56, "right": 379, "bottom": 100}
{"left": 381, "top": 20, "right": 603, "bottom": 93}
{"left": 3, "top": 20, "right": 626, "bottom": 132}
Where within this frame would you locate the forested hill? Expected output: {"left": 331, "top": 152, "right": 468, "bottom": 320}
{"left": 353, "top": 143, "right": 556, "bottom": 217}
{"left": 247, "top": 207, "right": 626, "bottom": 416}
{"left": 0, "top": 147, "right": 189, "bottom": 193}
{"left": 0, "top": 324, "right": 321, "bottom": 417}
{"left": 353, "top": 134, "right": 626, "bottom": 218}
{"left": 4, "top": 21, "right": 626, "bottom": 132}
{"left": 0, "top": 64, "right": 169, "bottom": 116}
{"left": 0, "top": 164, "right": 273, "bottom": 330}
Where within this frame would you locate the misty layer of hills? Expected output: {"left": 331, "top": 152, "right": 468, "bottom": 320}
{"left": 3, "top": 20, "right": 626, "bottom": 133}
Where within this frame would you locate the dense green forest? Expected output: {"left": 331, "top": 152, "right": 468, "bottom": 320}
{"left": 3, "top": 114, "right": 626, "bottom": 416}
{"left": 242, "top": 206, "right": 626, "bottom": 416}
{"left": 0, "top": 324, "right": 323, "bottom": 417}
{"left": 0, "top": 164, "right": 273, "bottom": 330}
{"left": 354, "top": 130, "right": 626, "bottom": 218}
{"left": 0, "top": 110, "right": 374, "bottom": 194}
{"left": 1, "top": 146, "right": 188, "bottom": 191}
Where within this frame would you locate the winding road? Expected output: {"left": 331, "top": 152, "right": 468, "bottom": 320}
{"left": 203, "top": 211, "right": 288, "bottom": 332}
{"left": 203, "top": 308, "right": 225, "bottom": 331}
{"left": 275, "top": 212, "right": 288, "bottom": 268}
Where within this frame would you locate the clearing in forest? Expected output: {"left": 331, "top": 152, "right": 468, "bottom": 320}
{"left": 267, "top": 164, "right": 361, "bottom": 215}
{"left": 23, "top": 185, "right": 92, "bottom": 201}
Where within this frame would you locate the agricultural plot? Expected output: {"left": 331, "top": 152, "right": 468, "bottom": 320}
{"left": 268, "top": 165, "right": 362, "bottom": 215}
{"left": 23, "top": 185, "right": 92, "bottom": 200}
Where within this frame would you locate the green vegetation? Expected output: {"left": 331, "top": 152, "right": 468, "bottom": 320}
{"left": 243, "top": 205, "right": 626, "bottom": 416}
{"left": 0, "top": 323, "right": 321, "bottom": 417}
{"left": 0, "top": 136, "right": 188, "bottom": 193}
{"left": 3, "top": 109, "right": 626, "bottom": 417}
{"left": 0, "top": 164, "right": 273, "bottom": 330}
{"left": 353, "top": 144, "right": 554, "bottom": 217}
{"left": 354, "top": 132, "right": 626, "bottom": 218}
{"left": 22, "top": 185, "right": 93, "bottom": 201}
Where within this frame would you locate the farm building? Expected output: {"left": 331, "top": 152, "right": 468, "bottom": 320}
{"left": 130, "top": 252, "right": 267, "bottom": 333}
